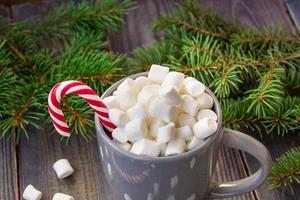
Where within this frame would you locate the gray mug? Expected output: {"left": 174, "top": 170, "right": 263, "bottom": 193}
{"left": 95, "top": 72, "right": 271, "bottom": 200}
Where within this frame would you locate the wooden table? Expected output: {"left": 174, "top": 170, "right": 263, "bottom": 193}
{"left": 1, "top": 0, "right": 300, "bottom": 199}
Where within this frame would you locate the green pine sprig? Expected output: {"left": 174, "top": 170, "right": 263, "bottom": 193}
{"left": 269, "top": 147, "right": 300, "bottom": 189}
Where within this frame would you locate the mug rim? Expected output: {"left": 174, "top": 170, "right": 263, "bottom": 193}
{"left": 95, "top": 72, "right": 223, "bottom": 162}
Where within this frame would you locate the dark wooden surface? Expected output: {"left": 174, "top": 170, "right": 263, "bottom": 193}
{"left": 1, "top": 0, "right": 300, "bottom": 199}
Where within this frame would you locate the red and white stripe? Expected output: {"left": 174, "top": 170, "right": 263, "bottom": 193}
{"left": 48, "top": 80, "right": 116, "bottom": 137}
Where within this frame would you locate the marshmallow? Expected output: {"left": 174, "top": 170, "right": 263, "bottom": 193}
{"left": 52, "top": 193, "right": 74, "bottom": 200}
{"left": 114, "top": 140, "right": 132, "bottom": 151}
{"left": 102, "top": 96, "right": 120, "bottom": 109}
{"left": 117, "top": 78, "right": 136, "bottom": 93}
{"left": 184, "top": 78, "right": 205, "bottom": 97}
{"left": 137, "top": 84, "right": 160, "bottom": 105}
{"left": 177, "top": 113, "right": 196, "bottom": 128}
{"left": 196, "top": 93, "right": 214, "bottom": 110}
{"left": 134, "top": 76, "right": 151, "bottom": 91}
{"left": 193, "top": 117, "right": 218, "bottom": 139}
{"left": 112, "top": 127, "right": 128, "bottom": 143}
{"left": 176, "top": 126, "right": 193, "bottom": 140}
{"left": 23, "top": 184, "right": 42, "bottom": 200}
{"left": 130, "top": 139, "right": 160, "bottom": 157}
{"left": 149, "top": 99, "right": 178, "bottom": 122}
{"left": 115, "top": 90, "right": 137, "bottom": 110}
{"left": 197, "top": 109, "right": 218, "bottom": 121}
{"left": 187, "top": 137, "right": 205, "bottom": 150}
{"left": 109, "top": 108, "right": 129, "bottom": 128}
{"left": 159, "top": 86, "right": 181, "bottom": 106}
{"left": 148, "top": 64, "right": 169, "bottom": 83}
{"left": 149, "top": 119, "right": 165, "bottom": 138}
{"left": 160, "top": 143, "right": 167, "bottom": 156}
{"left": 181, "top": 95, "right": 200, "bottom": 116}
{"left": 165, "top": 138, "right": 186, "bottom": 156}
{"left": 125, "top": 118, "right": 148, "bottom": 142}
{"left": 127, "top": 103, "right": 147, "bottom": 120}
{"left": 157, "top": 123, "right": 175, "bottom": 144}
{"left": 162, "top": 71, "right": 185, "bottom": 91}
{"left": 53, "top": 159, "right": 74, "bottom": 179}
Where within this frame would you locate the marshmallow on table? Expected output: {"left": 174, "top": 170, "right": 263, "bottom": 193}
{"left": 196, "top": 92, "right": 214, "bottom": 110}
{"left": 187, "top": 137, "right": 205, "bottom": 150}
{"left": 181, "top": 95, "right": 200, "bottom": 116}
{"left": 159, "top": 86, "right": 181, "bottom": 106}
{"left": 157, "top": 122, "right": 175, "bottom": 144}
{"left": 162, "top": 71, "right": 185, "bottom": 91}
{"left": 149, "top": 99, "right": 178, "bottom": 122}
{"left": 177, "top": 113, "right": 196, "bottom": 128}
{"left": 137, "top": 84, "right": 160, "bottom": 106}
{"left": 52, "top": 193, "right": 74, "bottom": 200}
{"left": 148, "top": 64, "right": 169, "bottom": 83}
{"left": 23, "top": 184, "right": 42, "bottom": 200}
{"left": 53, "top": 159, "right": 74, "bottom": 179}
{"left": 109, "top": 108, "right": 128, "bottom": 128}
{"left": 149, "top": 119, "right": 165, "bottom": 138}
{"left": 197, "top": 109, "right": 218, "bottom": 121}
{"left": 176, "top": 126, "right": 193, "bottom": 140}
{"left": 165, "top": 138, "right": 186, "bottom": 156}
{"left": 115, "top": 90, "right": 137, "bottom": 110}
{"left": 193, "top": 117, "right": 218, "bottom": 139}
{"left": 102, "top": 96, "right": 120, "bottom": 109}
{"left": 134, "top": 76, "right": 151, "bottom": 91}
{"left": 130, "top": 139, "right": 160, "bottom": 157}
{"left": 125, "top": 118, "right": 148, "bottom": 142}
{"left": 127, "top": 103, "right": 147, "bottom": 120}
{"left": 184, "top": 77, "right": 205, "bottom": 97}
{"left": 112, "top": 127, "right": 128, "bottom": 143}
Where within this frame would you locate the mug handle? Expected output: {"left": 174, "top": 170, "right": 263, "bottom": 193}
{"left": 208, "top": 128, "right": 272, "bottom": 199}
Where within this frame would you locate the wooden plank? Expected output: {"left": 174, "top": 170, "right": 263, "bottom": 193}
{"left": 0, "top": 5, "right": 10, "bottom": 18}
{"left": 109, "top": 0, "right": 176, "bottom": 53}
{"left": 18, "top": 126, "right": 114, "bottom": 200}
{"left": 285, "top": 0, "right": 300, "bottom": 32}
{"left": 198, "top": 0, "right": 294, "bottom": 31}
{"left": 11, "top": 0, "right": 64, "bottom": 21}
{"left": 0, "top": 5, "right": 18, "bottom": 200}
{"left": 0, "top": 138, "right": 19, "bottom": 200}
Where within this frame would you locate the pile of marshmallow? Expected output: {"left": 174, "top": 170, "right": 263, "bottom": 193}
{"left": 103, "top": 65, "right": 218, "bottom": 157}
{"left": 23, "top": 159, "right": 75, "bottom": 200}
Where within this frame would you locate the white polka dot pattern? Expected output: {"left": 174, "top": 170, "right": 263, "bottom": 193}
{"left": 190, "top": 157, "right": 196, "bottom": 169}
{"left": 170, "top": 175, "right": 178, "bottom": 188}
{"left": 124, "top": 193, "right": 132, "bottom": 200}
{"left": 186, "top": 193, "right": 196, "bottom": 200}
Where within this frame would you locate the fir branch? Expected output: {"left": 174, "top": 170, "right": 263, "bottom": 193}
{"left": 55, "top": 50, "right": 128, "bottom": 90}
{"left": 19, "top": 0, "right": 134, "bottom": 39}
{"left": 269, "top": 147, "right": 300, "bottom": 189}
{"left": 245, "top": 66, "right": 285, "bottom": 117}
{"left": 131, "top": 42, "right": 177, "bottom": 71}
{"left": 153, "top": 17, "right": 226, "bottom": 39}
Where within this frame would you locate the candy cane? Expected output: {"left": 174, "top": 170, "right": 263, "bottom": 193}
{"left": 48, "top": 80, "right": 116, "bottom": 137}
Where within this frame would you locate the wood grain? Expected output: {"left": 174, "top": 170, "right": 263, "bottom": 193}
{"left": 0, "top": 138, "right": 18, "bottom": 200}
{"left": 18, "top": 126, "right": 114, "bottom": 200}
{"left": 285, "top": 0, "right": 300, "bottom": 32}
{"left": 109, "top": 0, "right": 176, "bottom": 53}
{"left": 197, "top": 0, "right": 294, "bottom": 32}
